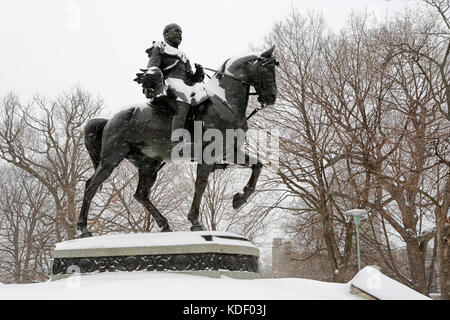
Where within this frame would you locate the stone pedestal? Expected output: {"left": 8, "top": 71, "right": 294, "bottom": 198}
{"left": 51, "top": 231, "right": 259, "bottom": 279}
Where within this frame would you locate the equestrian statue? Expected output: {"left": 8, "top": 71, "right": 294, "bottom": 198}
{"left": 76, "top": 23, "right": 278, "bottom": 238}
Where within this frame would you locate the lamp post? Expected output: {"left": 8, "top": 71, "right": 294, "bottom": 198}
{"left": 345, "top": 209, "right": 367, "bottom": 271}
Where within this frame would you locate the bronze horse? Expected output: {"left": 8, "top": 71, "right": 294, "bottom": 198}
{"left": 77, "top": 46, "right": 278, "bottom": 238}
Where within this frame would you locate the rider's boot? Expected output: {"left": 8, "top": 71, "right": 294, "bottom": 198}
{"left": 168, "top": 100, "right": 192, "bottom": 156}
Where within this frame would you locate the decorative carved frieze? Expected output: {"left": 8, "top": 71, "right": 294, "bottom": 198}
{"left": 52, "top": 253, "right": 258, "bottom": 275}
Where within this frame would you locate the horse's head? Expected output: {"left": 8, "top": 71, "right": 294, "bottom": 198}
{"left": 225, "top": 46, "right": 278, "bottom": 106}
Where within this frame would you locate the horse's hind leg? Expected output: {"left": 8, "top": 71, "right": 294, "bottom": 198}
{"left": 188, "top": 163, "right": 214, "bottom": 231}
{"left": 77, "top": 148, "right": 130, "bottom": 238}
{"left": 133, "top": 156, "right": 171, "bottom": 232}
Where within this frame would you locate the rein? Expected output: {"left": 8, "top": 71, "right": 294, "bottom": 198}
{"left": 203, "top": 66, "right": 258, "bottom": 96}
{"left": 203, "top": 61, "right": 250, "bottom": 86}
{"left": 203, "top": 69, "right": 252, "bottom": 87}
{"left": 245, "top": 103, "right": 266, "bottom": 120}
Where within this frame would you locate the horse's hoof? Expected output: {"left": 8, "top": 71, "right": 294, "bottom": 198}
{"left": 76, "top": 225, "right": 93, "bottom": 238}
{"left": 79, "top": 231, "right": 92, "bottom": 238}
{"left": 161, "top": 226, "right": 173, "bottom": 232}
{"left": 191, "top": 224, "right": 204, "bottom": 231}
{"left": 232, "top": 193, "right": 246, "bottom": 209}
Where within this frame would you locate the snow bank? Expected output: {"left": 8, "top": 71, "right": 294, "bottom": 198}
{"left": 350, "top": 266, "right": 430, "bottom": 300}
{"left": 0, "top": 271, "right": 363, "bottom": 300}
{"left": 0, "top": 253, "right": 431, "bottom": 300}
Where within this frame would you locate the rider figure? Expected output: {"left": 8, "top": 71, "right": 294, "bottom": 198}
{"left": 138, "top": 23, "right": 205, "bottom": 145}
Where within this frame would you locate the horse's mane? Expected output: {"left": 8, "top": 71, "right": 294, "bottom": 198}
{"left": 225, "top": 51, "right": 261, "bottom": 74}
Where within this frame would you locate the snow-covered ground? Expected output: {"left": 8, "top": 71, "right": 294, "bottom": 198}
{"left": 0, "top": 266, "right": 429, "bottom": 300}
{"left": 0, "top": 232, "right": 432, "bottom": 300}
{"left": 0, "top": 271, "right": 361, "bottom": 300}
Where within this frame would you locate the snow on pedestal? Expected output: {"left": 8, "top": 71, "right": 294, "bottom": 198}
{"left": 54, "top": 231, "right": 258, "bottom": 254}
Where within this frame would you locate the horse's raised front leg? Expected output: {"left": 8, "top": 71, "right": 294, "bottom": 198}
{"left": 232, "top": 152, "right": 263, "bottom": 210}
{"left": 188, "top": 163, "right": 214, "bottom": 231}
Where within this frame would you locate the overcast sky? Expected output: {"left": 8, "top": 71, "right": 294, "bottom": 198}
{"left": 0, "top": 0, "right": 413, "bottom": 117}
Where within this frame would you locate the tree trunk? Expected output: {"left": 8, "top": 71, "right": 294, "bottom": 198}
{"left": 405, "top": 242, "right": 428, "bottom": 295}
{"left": 437, "top": 212, "right": 449, "bottom": 299}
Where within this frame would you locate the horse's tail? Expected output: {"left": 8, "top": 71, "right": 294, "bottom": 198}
{"left": 84, "top": 118, "right": 108, "bottom": 169}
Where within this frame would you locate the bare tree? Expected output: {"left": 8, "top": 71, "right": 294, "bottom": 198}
{"left": 260, "top": 7, "right": 449, "bottom": 294}
{"left": 258, "top": 10, "right": 357, "bottom": 282}
{"left": 0, "top": 165, "right": 53, "bottom": 283}
{"left": 373, "top": 2, "right": 450, "bottom": 297}
{"left": 400, "top": 0, "right": 450, "bottom": 299}
{"left": 0, "top": 87, "right": 104, "bottom": 241}
{"left": 318, "top": 11, "right": 444, "bottom": 294}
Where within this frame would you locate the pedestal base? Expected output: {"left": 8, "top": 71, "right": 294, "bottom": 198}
{"left": 51, "top": 231, "right": 259, "bottom": 277}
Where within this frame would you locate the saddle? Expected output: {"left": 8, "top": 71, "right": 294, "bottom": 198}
{"left": 148, "top": 95, "right": 208, "bottom": 133}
